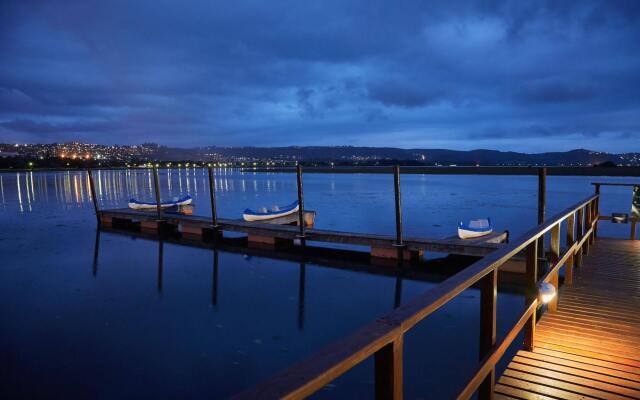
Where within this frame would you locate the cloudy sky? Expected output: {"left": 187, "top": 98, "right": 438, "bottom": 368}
{"left": 1, "top": 0, "right": 639, "bottom": 152}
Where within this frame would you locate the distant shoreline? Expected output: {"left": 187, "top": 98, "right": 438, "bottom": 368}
{"left": 2, "top": 165, "right": 640, "bottom": 176}
{"left": 244, "top": 166, "right": 640, "bottom": 176}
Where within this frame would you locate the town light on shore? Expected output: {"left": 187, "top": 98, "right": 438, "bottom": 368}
{"left": 538, "top": 282, "right": 557, "bottom": 304}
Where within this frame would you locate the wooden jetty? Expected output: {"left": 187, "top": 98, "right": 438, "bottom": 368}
{"left": 87, "top": 167, "right": 640, "bottom": 399}
{"left": 90, "top": 165, "right": 509, "bottom": 261}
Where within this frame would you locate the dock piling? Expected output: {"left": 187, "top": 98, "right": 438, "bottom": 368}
{"left": 393, "top": 165, "right": 403, "bottom": 247}
{"left": 208, "top": 166, "right": 219, "bottom": 229}
{"left": 152, "top": 167, "right": 163, "bottom": 220}
{"left": 296, "top": 164, "right": 305, "bottom": 243}
{"left": 537, "top": 167, "right": 546, "bottom": 258}
{"left": 87, "top": 168, "right": 100, "bottom": 225}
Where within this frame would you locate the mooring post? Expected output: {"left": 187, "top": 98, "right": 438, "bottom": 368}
{"left": 393, "top": 165, "right": 403, "bottom": 246}
{"left": 296, "top": 164, "right": 305, "bottom": 243}
{"left": 537, "top": 167, "right": 546, "bottom": 258}
{"left": 87, "top": 168, "right": 100, "bottom": 226}
{"left": 207, "top": 166, "right": 219, "bottom": 228}
{"left": 152, "top": 167, "right": 163, "bottom": 220}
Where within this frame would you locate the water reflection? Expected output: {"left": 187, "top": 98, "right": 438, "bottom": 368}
{"left": 298, "top": 261, "right": 305, "bottom": 330}
{"left": 212, "top": 250, "right": 219, "bottom": 307}
{"left": 157, "top": 240, "right": 164, "bottom": 296}
{"left": 86, "top": 228, "right": 422, "bottom": 333}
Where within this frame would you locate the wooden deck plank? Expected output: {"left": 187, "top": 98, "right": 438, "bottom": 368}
{"left": 497, "top": 238, "right": 640, "bottom": 399}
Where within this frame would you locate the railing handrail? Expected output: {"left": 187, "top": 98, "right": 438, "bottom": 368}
{"left": 591, "top": 182, "right": 640, "bottom": 187}
{"left": 232, "top": 193, "right": 599, "bottom": 399}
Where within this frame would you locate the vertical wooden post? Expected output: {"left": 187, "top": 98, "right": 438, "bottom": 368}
{"left": 152, "top": 167, "right": 163, "bottom": 220}
{"left": 548, "top": 223, "right": 560, "bottom": 312}
{"left": 87, "top": 168, "right": 100, "bottom": 225}
{"left": 537, "top": 167, "right": 546, "bottom": 258}
{"left": 583, "top": 203, "right": 591, "bottom": 255}
{"left": 523, "top": 240, "right": 538, "bottom": 351}
{"left": 565, "top": 213, "right": 575, "bottom": 286}
{"left": 208, "top": 166, "right": 219, "bottom": 228}
{"left": 575, "top": 207, "right": 584, "bottom": 268}
{"left": 393, "top": 165, "right": 403, "bottom": 246}
{"left": 296, "top": 164, "right": 305, "bottom": 242}
{"left": 594, "top": 184, "right": 600, "bottom": 238}
{"left": 375, "top": 336, "right": 403, "bottom": 400}
{"left": 631, "top": 219, "right": 637, "bottom": 240}
{"left": 478, "top": 269, "right": 497, "bottom": 400}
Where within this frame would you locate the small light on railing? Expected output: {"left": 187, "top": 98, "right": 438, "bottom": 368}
{"left": 538, "top": 282, "right": 557, "bottom": 304}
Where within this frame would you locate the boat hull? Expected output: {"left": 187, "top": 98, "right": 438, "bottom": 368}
{"left": 128, "top": 196, "right": 192, "bottom": 210}
{"left": 243, "top": 205, "right": 299, "bottom": 221}
{"left": 458, "top": 227, "right": 493, "bottom": 240}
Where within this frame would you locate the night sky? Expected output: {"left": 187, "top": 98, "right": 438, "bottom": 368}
{"left": 1, "top": 1, "right": 639, "bottom": 152}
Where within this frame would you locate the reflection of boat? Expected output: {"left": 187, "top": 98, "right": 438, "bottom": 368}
{"left": 128, "top": 195, "right": 192, "bottom": 210}
{"left": 458, "top": 218, "right": 493, "bottom": 239}
{"left": 243, "top": 200, "right": 299, "bottom": 222}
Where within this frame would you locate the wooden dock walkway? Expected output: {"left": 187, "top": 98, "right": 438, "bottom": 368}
{"left": 496, "top": 238, "right": 640, "bottom": 400}
{"left": 98, "top": 207, "right": 508, "bottom": 259}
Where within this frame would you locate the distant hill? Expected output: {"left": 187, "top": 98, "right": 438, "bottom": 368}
{"left": 150, "top": 146, "right": 639, "bottom": 166}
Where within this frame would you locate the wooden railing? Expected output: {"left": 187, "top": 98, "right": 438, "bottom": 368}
{"left": 592, "top": 182, "right": 639, "bottom": 240}
{"left": 232, "top": 193, "right": 600, "bottom": 399}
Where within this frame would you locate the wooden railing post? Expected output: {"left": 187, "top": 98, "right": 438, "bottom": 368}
{"left": 478, "top": 269, "right": 497, "bottom": 399}
{"left": 576, "top": 207, "right": 584, "bottom": 268}
{"left": 296, "top": 164, "right": 305, "bottom": 243}
{"left": 87, "top": 168, "right": 100, "bottom": 226}
{"left": 152, "top": 167, "right": 163, "bottom": 220}
{"left": 584, "top": 203, "right": 591, "bottom": 255}
{"left": 207, "top": 166, "right": 219, "bottom": 229}
{"left": 565, "top": 212, "right": 576, "bottom": 286}
{"left": 548, "top": 223, "right": 560, "bottom": 312}
{"left": 523, "top": 240, "right": 538, "bottom": 351}
{"left": 537, "top": 167, "right": 546, "bottom": 258}
{"left": 631, "top": 219, "right": 638, "bottom": 240}
{"left": 375, "top": 336, "right": 403, "bottom": 400}
{"left": 593, "top": 185, "right": 600, "bottom": 238}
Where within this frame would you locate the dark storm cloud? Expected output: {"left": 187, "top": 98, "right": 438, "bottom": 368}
{"left": 1, "top": 0, "right": 639, "bottom": 151}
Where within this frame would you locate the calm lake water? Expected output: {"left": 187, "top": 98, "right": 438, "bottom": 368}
{"left": 0, "top": 169, "right": 636, "bottom": 399}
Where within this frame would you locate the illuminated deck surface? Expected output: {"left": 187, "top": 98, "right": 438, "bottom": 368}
{"left": 496, "top": 238, "right": 640, "bottom": 399}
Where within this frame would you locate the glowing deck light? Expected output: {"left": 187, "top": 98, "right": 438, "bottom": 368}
{"left": 538, "top": 282, "right": 557, "bottom": 304}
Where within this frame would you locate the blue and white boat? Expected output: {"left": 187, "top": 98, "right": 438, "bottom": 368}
{"left": 128, "top": 194, "right": 192, "bottom": 210}
{"left": 458, "top": 218, "right": 493, "bottom": 239}
{"left": 243, "top": 200, "right": 299, "bottom": 222}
